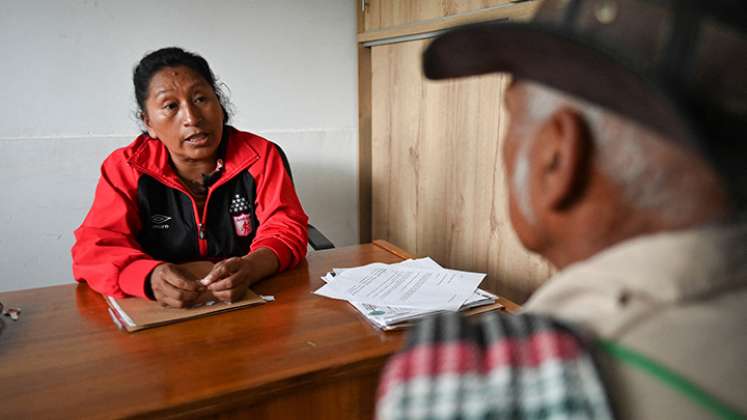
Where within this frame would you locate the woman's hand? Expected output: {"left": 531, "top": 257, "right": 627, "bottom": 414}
{"left": 150, "top": 261, "right": 213, "bottom": 308}
{"left": 198, "top": 257, "right": 252, "bottom": 303}
{"left": 200, "top": 248, "right": 279, "bottom": 303}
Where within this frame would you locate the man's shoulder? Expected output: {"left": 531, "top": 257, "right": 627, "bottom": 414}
{"left": 527, "top": 282, "right": 747, "bottom": 419}
{"left": 524, "top": 225, "right": 747, "bottom": 336}
{"left": 612, "top": 287, "right": 747, "bottom": 413}
{"left": 524, "top": 225, "right": 747, "bottom": 420}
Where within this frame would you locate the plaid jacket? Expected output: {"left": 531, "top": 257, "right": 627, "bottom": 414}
{"left": 376, "top": 312, "right": 614, "bottom": 420}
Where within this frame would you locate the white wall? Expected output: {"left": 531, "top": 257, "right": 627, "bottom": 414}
{"left": 0, "top": 0, "right": 358, "bottom": 292}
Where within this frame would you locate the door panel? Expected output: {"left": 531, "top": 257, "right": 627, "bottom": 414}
{"left": 363, "top": 0, "right": 514, "bottom": 32}
{"left": 371, "top": 39, "right": 553, "bottom": 303}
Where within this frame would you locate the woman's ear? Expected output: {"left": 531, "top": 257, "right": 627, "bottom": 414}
{"left": 141, "top": 111, "right": 158, "bottom": 139}
{"left": 530, "top": 106, "right": 591, "bottom": 211}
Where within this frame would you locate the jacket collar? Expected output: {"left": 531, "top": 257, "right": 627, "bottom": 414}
{"left": 526, "top": 223, "right": 747, "bottom": 308}
{"left": 127, "top": 126, "right": 260, "bottom": 187}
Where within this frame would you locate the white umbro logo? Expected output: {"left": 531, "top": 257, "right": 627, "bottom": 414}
{"left": 151, "top": 214, "right": 172, "bottom": 224}
{"left": 151, "top": 214, "right": 172, "bottom": 230}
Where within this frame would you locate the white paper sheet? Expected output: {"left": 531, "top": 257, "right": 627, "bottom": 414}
{"left": 318, "top": 258, "right": 498, "bottom": 329}
{"left": 315, "top": 263, "right": 485, "bottom": 311}
{"left": 322, "top": 258, "right": 495, "bottom": 308}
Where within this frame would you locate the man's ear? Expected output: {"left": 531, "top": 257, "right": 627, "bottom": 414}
{"left": 530, "top": 107, "right": 590, "bottom": 211}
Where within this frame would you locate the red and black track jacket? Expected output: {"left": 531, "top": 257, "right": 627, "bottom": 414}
{"left": 72, "top": 127, "right": 308, "bottom": 299}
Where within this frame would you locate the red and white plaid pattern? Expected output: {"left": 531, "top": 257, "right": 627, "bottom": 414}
{"left": 376, "top": 312, "right": 613, "bottom": 420}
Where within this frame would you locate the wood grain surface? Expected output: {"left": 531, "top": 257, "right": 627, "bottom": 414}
{"left": 362, "top": 0, "right": 516, "bottom": 32}
{"left": 359, "top": 43, "right": 374, "bottom": 243}
{"left": 359, "top": 0, "right": 540, "bottom": 43}
{"left": 0, "top": 242, "right": 519, "bottom": 418}
{"left": 0, "top": 243, "right": 410, "bottom": 419}
{"left": 371, "top": 39, "right": 554, "bottom": 303}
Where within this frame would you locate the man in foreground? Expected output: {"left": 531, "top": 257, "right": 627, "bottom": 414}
{"left": 376, "top": 0, "right": 746, "bottom": 418}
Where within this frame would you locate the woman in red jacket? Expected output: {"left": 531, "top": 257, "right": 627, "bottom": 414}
{"left": 72, "top": 47, "right": 308, "bottom": 308}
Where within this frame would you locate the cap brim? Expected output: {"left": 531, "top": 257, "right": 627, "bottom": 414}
{"left": 423, "top": 20, "right": 700, "bottom": 150}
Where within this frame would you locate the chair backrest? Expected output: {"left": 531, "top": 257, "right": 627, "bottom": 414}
{"left": 271, "top": 143, "right": 334, "bottom": 250}
{"left": 272, "top": 143, "right": 295, "bottom": 185}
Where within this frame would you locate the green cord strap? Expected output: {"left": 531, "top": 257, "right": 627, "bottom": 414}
{"left": 598, "top": 340, "right": 745, "bottom": 420}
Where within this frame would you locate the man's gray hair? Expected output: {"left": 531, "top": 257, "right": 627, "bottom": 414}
{"left": 511, "top": 81, "right": 712, "bottom": 225}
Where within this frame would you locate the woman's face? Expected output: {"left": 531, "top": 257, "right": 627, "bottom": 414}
{"left": 142, "top": 65, "right": 224, "bottom": 164}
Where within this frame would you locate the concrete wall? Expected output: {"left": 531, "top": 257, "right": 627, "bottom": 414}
{"left": 0, "top": 0, "right": 358, "bottom": 292}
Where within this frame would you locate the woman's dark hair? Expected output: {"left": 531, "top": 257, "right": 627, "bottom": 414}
{"left": 133, "top": 47, "right": 231, "bottom": 124}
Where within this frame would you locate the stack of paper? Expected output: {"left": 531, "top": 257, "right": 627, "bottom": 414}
{"left": 315, "top": 257, "right": 502, "bottom": 330}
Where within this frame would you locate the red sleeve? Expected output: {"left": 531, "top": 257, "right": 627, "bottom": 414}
{"left": 71, "top": 151, "right": 162, "bottom": 299}
{"left": 248, "top": 143, "right": 309, "bottom": 272}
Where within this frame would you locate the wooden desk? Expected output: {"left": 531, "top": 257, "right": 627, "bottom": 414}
{"left": 0, "top": 240, "right": 517, "bottom": 419}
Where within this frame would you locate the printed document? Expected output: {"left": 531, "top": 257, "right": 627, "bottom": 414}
{"left": 315, "top": 261, "right": 485, "bottom": 311}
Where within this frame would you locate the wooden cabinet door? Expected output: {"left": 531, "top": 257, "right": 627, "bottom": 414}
{"left": 362, "top": 0, "right": 516, "bottom": 32}
{"left": 370, "top": 38, "right": 553, "bottom": 303}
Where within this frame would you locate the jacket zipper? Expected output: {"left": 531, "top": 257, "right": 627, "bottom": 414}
{"left": 132, "top": 155, "right": 256, "bottom": 259}
{"left": 196, "top": 158, "right": 257, "bottom": 257}
{"left": 179, "top": 183, "right": 210, "bottom": 257}
{"left": 197, "top": 206, "right": 208, "bottom": 256}
{"left": 131, "top": 167, "right": 209, "bottom": 257}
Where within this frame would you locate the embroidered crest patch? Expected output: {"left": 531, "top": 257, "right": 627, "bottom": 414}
{"left": 233, "top": 213, "right": 252, "bottom": 237}
{"left": 229, "top": 194, "right": 253, "bottom": 237}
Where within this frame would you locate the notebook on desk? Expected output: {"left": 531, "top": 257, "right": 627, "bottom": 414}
{"left": 104, "top": 291, "right": 265, "bottom": 333}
